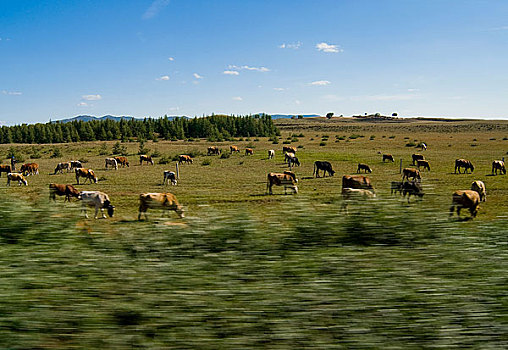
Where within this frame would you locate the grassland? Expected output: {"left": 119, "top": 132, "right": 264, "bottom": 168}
{"left": 0, "top": 118, "right": 507, "bottom": 348}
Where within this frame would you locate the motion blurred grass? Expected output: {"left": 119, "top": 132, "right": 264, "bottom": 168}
{"left": 0, "top": 197, "right": 507, "bottom": 348}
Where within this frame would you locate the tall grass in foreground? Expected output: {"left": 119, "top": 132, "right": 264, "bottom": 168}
{"left": 0, "top": 198, "right": 506, "bottom": 348}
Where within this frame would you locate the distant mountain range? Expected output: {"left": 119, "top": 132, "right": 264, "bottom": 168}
{"left": 269, "top": 114, "right": 321, "bottom": 119}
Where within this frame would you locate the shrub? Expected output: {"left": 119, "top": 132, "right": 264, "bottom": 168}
{"left": 112, "top": 142, "right": 128, "bottom": 155}
{"left": 220, "top": 152, "right": 230, "bottom": 159}
{"left": 319, "top": 142, "right": 327, "bottom": 146}
{"left": 405, "top": 142, "right": 417, "bottom": 147}
{"left": 151, "top": 149, "right": 162, "bottom": 158}
{"left": 51, "top": 148, "right": 63, "bottom": 158}
{"left": 297, "top": 145, "right": 304, "bottom": 149}
{"left": 158, "top": 156, "right": 171, "bottom": 164}
{"left": 201, "top": 159, "right": 211, "bottom": 166}
{"left": 389, "top": 135, "right": 396, "bottom": 139}
{"left": 138, "top": 140, "right": 150, "bottom": 155}
{"left": 283, "top": 140, "right": 291, "bottom": 144}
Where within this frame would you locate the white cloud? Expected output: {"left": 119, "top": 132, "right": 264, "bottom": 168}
{"left": 193, "top": 73, "right": 203, "bottom": 79}
{"left": 352, "top": 94, "right": 419, "bottom": 101}
{"left": 273, "top": 88, "right": 285, "bottom": 91}
{"left": 1, "top": 90, "right": 22, "bottom": 95}
{"left": 77, "top": 102, "right": 89, "bottom": 107}
{"left": 223, "top": 70, "right": 239, "bottom": 75}
{"left": 168, "top": 57, "right": 175, "bottom": 61}
{"left": 316, "top": 42, "right": 342, "bottom": 53}
{"left": 310, "top": 80, "right": 331, "bottom": 86}
{"left": 407, "top": 88, "right": 419, "bottom": 92}
{"left": 279, "top": 42, "right": 302, "bottom": 49}
{"left": 142, "top": 0, "right": 171, "bottom": 20}
{"left": 82, "top": 94, "right": 101, "bottom": 101}
{"left": 156, "top": 75, "right": 170, "bottom": 81}
{"left": 295, "top": 100, "right": 301, "bottom": 105}
{"left": 232, "top": 96, "right": 243, "bottom": 101}
{"left": 228, "top": 65, "right": 270, "bottom": 72}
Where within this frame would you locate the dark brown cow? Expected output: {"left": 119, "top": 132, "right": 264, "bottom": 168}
{"left": 230, "top": 145, "right": 240, "bottom": 153}
{"left": 139, "top": 155, "right": 154, "bottom": 165}
{"left": 455, "top": 159, "right": 474, "bottom": 174}
{"left": 417, "top": 159, "right": 431, "bottom": 171}
{"left": 402, "top": 168, "right": 421, "bottom": 181}
{"left": 492, "top": 160, "right": 506, "bottom": 175}
{"left": 0, "top": 164, "right": 12, "bottom": 177}
{"left": 75, "top": 168, "right": 98, "bottom": 184}
{"left": 412, "top": 154, "right": 425, "bottom": 165}
{"left": 313, "top": 161, "right": 335, "bottom": 177}
{"left": 49, "top": 183, "right": 80, "bottom": 202}
{"left": 391, "top": 181, "right": 403, "bottom": 195}
{"left": 282, "top": 146, "right": 297, "bottom": 154}
{"left": 266, "top": 171, "right": 298, "bottom": 195}
{"left": 178, "top": 155, "right": 193, "bottom": 164}
{"left": 402, "top": 181, "right": 424, "bottom": 203}
{"left": 383, "top": 154, "right": 394, "bottom": 162}
{"left": 207, "top": 146, "right": 221, "bottom": 155}
{"left": 245, "top": 148, "right": 254, "bottom": 155}
{"left": 114, "top": 156, "right": 130, "bottom": 167}
{"left": 20, "top": 163, "right": 39, "bottom": 176}
{"left": 138, "top": 192, "right": 184, "bottom": 220}
{"left": 357, "top": 163, "right": 372, "bottom": 173}
{"left": 450, "top": 190, "right": 480, "bottom": 218}
{"left": 342, "top": 175, "right": 374, "bottom": 191}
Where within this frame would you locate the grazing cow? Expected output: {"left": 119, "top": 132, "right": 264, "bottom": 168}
{"left": 245, "top": 148, "right": 254, "bottom": 155}
{"left": 163, "top": 171, "right": 177, "bottom": 185}
{"left": 7, "top": 173, "right": 27, "bottom": 186}
{"left": 450, "top": 190, "right": 480, "bottom": 218}
{"left": 412, "top": 154, "right": 425, "bottom": 165}
{"left": 402, "top": 168, "right": 421, "bottom": 181}
{"left": 0, "top": 164, "right": 12, "bottom": 177}
{"left": 54, "top": 162, "right": 71, "bottom": 174}
{"left": 357, "top": 163, "right": 372, "bottom": 173}
{"left": 286, "top": 153, "right": 300, "bottom": 167}
{"left": 105, "top": 158, "right": 118, "bottom": 170}
{"left": 139, "top": 154, "right": 154, "bottom": 165}
{"left": 266, "top": 172, "right": 298, "bottom": 195}
{"left": 402, "top": 181, "right": 424, "bottom": 203}
{"left": 284, "top": 152, "right": 295, "bottom": 163}
{"left": 75, "top": 168, "right": 98, "bottom": 184}
{"left": 268, "top": 149, "right": 275, "bottom": 159}
{"left": 282, "top": 146, "right": 297, "bottom": 154}
{"left": 138, "top": 192, "right": 184, "bottom": 220}
{"left": 70, "top": 160, "right": 83, "bottom": 170}
{"left": 230, "top": 145, "right": 240, "bottom": 153}
{"left": 313, "top": 161, "right": 335, "bottom": 177}
{"left": 471, "top": 180, "right": 486, "bottom": 202}
{"left": 492, "top": 160, "right": 506, "bottom": 175}
{"left": 455, "top": 159, "right": 474, "bottom": 174}
{"left": 49, "top": 183, "right": 80, "bottom": 202}
{"left": 207, "top": 146, "right": 221, "bottom": 155}
{"left": 341, "top": 188, "right": 376, "bottom": 213}
{"left": 417, "top": 159, "right": 431, "bottom": 171}
{"left": 383, "top": 154, "right": 395, "bottom": 162}
{"left": 114, "top": 156, "right": 130, "bottom": 168}
{"left": 178, "top": 155, "right": 193, "bottom": 164}
{"left": 342, "top": 175, "right": 374, "bottom": 191}
{"left": 391, "top": 181, "right": 403, "bottom": 195}
{"left": 20, "top": 163, "right": 39, "bottom": 176}
{"left": 417, "top": 142, "right": 427, "bottom": 151}
{"left": 79, "top": 191, "right": 115, "bottom": 219}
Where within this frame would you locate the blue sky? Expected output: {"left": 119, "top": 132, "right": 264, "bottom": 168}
{"left": 1, "top": 0, "right": 508, "bottom": 124}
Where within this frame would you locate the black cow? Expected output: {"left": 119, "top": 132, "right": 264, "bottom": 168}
{"left": 313, "top": 161, "right": 335, "bottom": 177}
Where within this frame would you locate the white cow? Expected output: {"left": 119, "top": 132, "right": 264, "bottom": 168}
{"left": 105, "top": 158, "right": 118, "bottom": 170}
{"left": 79, "top": 191, "right": 115, "bottom": 219}
{"left": 163, "top": 171, "right": 177, "bottom": 185}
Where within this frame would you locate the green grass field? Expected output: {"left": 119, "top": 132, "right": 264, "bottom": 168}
{"left": 0, "top": 118, "right": 507, "bottom": 348}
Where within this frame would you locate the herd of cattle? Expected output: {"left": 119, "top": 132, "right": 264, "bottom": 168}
{"left": 1, "top": 144, "right": 506, "bottom": 220}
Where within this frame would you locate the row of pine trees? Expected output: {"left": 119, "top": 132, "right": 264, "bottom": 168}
{"left": 0, "top": 114, "right": 279, "bottom": 144}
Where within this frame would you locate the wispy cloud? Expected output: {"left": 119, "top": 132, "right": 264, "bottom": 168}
{"left": 77, "top": 102, "right": 89, "bottom": 107}
{"left": 193, "top": 73, "right": 203, "bottom": 79}
{"left": 407, "top": 88, "right": 419, "bottom": 92}
{"left": 1, "top": 90, "right": 22, "bottom": 95}
{"left": 142, "top": 0, "right": 171, "bottom": 20}
{"left": 351, "top": 94, "right": 419, "bottom": 101}
{"left": 279, "top": 42, "right": 302, "bottom": 49}
{"left": 273, "top": 88, "right": 286, "bottom": 91}
{"left": 316, "top": 42, "right": 342, "bottom": 53}
{"left": 223, "top": 70, "right": 239, "bottom": 75}
{"left": 0, "top": 38, "right": 11, "bottom": 42}
{"left": 228, "top": 65, "right": 270, "bottom": 72}
{"left": 168, "top": 57, "right": 175, "bottom": 61}
{"left": 488, "top": 25, "right": 508, "bottom": 31}
{"left": 82, "top": 94, "right": 101, "bottom": 101}
{"left": 310, "top": 80, "right": 331, "bottom": 86}
{"left": 156, "top": 75, "right": 170, "bottom": 81}
{"left": 232, "top": 96, "right": 243, "bottom": 101}
{"left": 295, "top": 100, "right": 301, "bottom": 105}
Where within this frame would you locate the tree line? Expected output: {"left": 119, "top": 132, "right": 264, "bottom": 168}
{"left": 0, "top": 114, "right": 279, "bottom": 144}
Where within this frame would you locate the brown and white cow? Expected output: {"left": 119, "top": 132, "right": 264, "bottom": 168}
{"left": 455, "top": 159, "right": 474, "bottom": 174}
{"left": 412, "top": 154, "right": 425, "bottom": 165}
{"left": 105, "top": 158, "right": 118, "bottom": 170}
{"left": 383, "top": 154, "right": 394, "bottom": 162}
{"left": 114, "top": 156, "right": 130, "bottom": 167}
{"left": 75, "top": 168, "right": 98, "bottom": 184}
{"left": 245, "top": 148, "right": 254, "bottom": 156}
{"left": 282, "top": 146, "right": 297, "bottom": 154}
{"left": 207, "top": 146, "right": 221, "bottom": 155}
{"left": 402, "top": 168, "right": 421, "bottom": 181}
{"left": 492, "top": 160, "right": 506, "bottom": 175}
{"left": 178, "top": 155, "right": 193, "bottom": 164}
{"left": 79, "top": 191, "right": 115, "bottom": 219}
{"left": 450, "top": 190, "right": 480, "bottom": 218}
{"left": 139, "top": 155, "right": 154, "bottom": 165}
{"left": 470, "top": 181, "right": 486, "bottom": 202}
{"left": 357, "top": 163, "right": 372, "bottom": 173}
{"left": 341, "top": 188, "right": 376, "bottom": 213}
{"left": 138, "top": 192, "right": 184, "bottom": 220}
{"left": 285, "top": 153, "right": 300, "bottom": 167}
{"left": 54, "top": 162, "right": 71, "bottom": 174}
{"left": 20, "top": 163, "right": 39, "bottom": 176}
{"left": 70, "top": 160, "right": 83, "bottom": 170}
{"left": 49, "top": 183, "right": 80, "bottom": 202}
{"left": 0, "top": 164, "right": 12, "bottom": 177}
{"left": 266, "top": 171, "right": 298, "bottom": 195}
{"left": 342, "top": 175, "right": 374, "bottom": 191}
{"left": 416, "top": 159, "right": 431, "bottom": 171}
{"left": 230, "top": 145, "right": 240, "bottom": 153}
{"left": 163, "top": 171, "right": 177, "bottom": 185}
{"left": 7, "top": 173, "right": 28, "bottom": 186}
